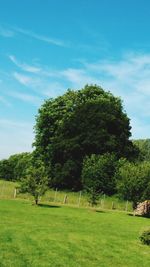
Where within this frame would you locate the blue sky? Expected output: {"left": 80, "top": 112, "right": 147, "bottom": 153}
{"left": 1, "top": 0, "right": 150, "bottom": 159}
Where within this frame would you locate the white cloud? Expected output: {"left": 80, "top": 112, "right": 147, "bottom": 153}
{"left": 13, "top": 72, "right": 32, "bottom": 86}
{"left": 8, "top": 52, "right": 150, "bottom": 139}
{"left": 82, "top": 53, "right": 150, "bottom": 138}
{"left": 13, "top": 26, "right": 68, "bottom": 47}
{"left": 44, "top": 52, "right": 150, "bottom": 139}
{"left": 0, "top": 96, "right": 11, "bottom": 106}
{"left": 8, "top": 91, "right": 42, "bottom": 106}
{"left": 43, "top": 82, "right": 67, "bottom": 98}
{"left": 0, "top": 119, "right": 33, "bottom": 129}
{"left": 61, "top": 68, "right": 99, "bottom": 88}
{"left": 9, "top": 55, "right": 41, "bottom": 73}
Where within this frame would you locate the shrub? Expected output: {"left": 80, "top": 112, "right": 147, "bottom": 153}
{"left": 140, "top": 229, "right": 150, "bottom": 245}
{"left": 116, "top": 161, "right": 150, "bottom": 208}
{"left": 82, "top": 153, "right": 117, "bottom": 196}
{"left": 20, "top": 160, "right": 48, "bottom": 205}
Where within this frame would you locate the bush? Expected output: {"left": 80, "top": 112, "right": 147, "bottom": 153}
{"left": 116, "top": 161, "right": 150, "bottom": 208}
{"left": 140, "top": 229, "right": 150, "bottom": 245}
{"left": 82, "top": 153, "right": 117, "bottom": 196}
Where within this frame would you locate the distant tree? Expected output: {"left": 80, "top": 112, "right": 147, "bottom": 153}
{"left": 0, "top": 153, "right": 32, "bottom": 181}
{"left": 87, "top": 187, "right": 101, "bottom": 207}
{"left": 20, "top": 160, "right": 48, "bottom": 205}
{"left": 0, "top": 159, "right": 13, "bottom": 180}
{"left": 13, "top": 153, "right": 32, "bottom": 180}
{"left": 34, "top": 84, "right": 136, "bottom": 190}
{"left": 116, "top": 161, "right": 150, "bottom": 208}
{"left": 82, "top": 153, "right": 118, "bottom": 204}
{"left": 133, "top": 139, "right": 150, "bottom": 161}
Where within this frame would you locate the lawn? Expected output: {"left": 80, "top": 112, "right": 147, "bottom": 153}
{"left": 0, "top": 199, "right": 150, "bottom": 267}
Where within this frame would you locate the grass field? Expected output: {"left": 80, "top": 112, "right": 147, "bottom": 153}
{"left": 0, "top": 199, "right": 150, "bottom": 267}
{"left": 0, "top": 180, "right": 133, "bottom": 211}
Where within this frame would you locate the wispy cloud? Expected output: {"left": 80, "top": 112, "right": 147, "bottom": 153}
{"left": 43, "top": 82, "right": 67, "bottom": 98}
{"left": 9, "top": 55, "right": 41, "bottom": 73}
{"left": 13, "top": 26, "right": 68, "bottom": 47}
{"left": 13, "top": 72, "right": 32, "bottom": 86}
{"left": 61, "top": 68, "right": 99, "bottom": 88}
{"left": 81, "top": 52, "right": 150, "bottom": 138}
{"left": 0, "top": 26, "right": 14, "bottom": 37}
{"left": 8, "top": 91, "right": 42, "bottom": 106}
{"left": 0, "top": 96, "right": 11, "bottom": 106}
{"left": 0, "top": 118, "right": 33, "bottom": 129}
{"left": 8, "top": 52, "right": 150, "bottom": 139}
{"left": 0, "top": 24, "right": 69, "bottom": 47}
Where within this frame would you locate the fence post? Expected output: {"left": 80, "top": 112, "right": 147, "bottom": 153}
{"left": 54, "top": 188, "right": 57, "bottom": 202}
{"left": 1, "top": 182, "right": 5, "bottom": 198}
{"left": 103, "top": 194, "right": 105, "bottom": 209}
{"left": 125, "top": 200, "right": 128, "bottom": 212}
{"left": 78, "top": 191, "right": 82, "bottom": 207}
{"left": 14, "top": 188, "right": 17, "bottom": 198}
{"left": 63, "top": 194, "right": 68, "bottom": 204}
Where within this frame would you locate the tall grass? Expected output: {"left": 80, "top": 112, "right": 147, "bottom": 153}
{"left": 0, "top": 179, "right": 133, "bottom": 211}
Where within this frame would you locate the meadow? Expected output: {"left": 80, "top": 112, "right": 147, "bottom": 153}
{"left": 0, "top": 180, "right": 150, "bottom": 267}
{"left": 0, "top": 199, "right": 150, "bottom": 267}
{"left": 0, "top": 180, "right": 132, "bottom": 211}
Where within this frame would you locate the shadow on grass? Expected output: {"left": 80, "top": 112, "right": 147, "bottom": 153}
{"left": 96, "top": 210, "right": 105, "bottom": 213}
{"left": 88, "top": 209, "right": 105, "bottom": 213}
{"left": 38, "top": 203, "right": 61, "bottom": 209}
{"left": 128, "top": 213, "right": 150, "bottom": 219}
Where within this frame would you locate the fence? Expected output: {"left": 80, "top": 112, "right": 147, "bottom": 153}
{"left": 0, "top": 180, "right": 133, "bottom": 212}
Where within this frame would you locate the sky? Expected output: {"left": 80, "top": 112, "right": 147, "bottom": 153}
{"left": 1, "top": 0, "right": 150, "bottom": 159}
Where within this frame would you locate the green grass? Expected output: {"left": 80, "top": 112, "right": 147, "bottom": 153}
{"left": 0, "top": 199, "right": 150, "bottom": 267}
{"left": 0, "top": 180, "right": 133, "bottom": 211}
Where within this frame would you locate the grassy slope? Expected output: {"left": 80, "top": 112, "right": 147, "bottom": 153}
{"left": 0, "top": 199, "right": 150, "bottom": 267}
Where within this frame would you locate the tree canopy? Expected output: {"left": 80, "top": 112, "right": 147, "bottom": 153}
{"left": 82, "top": 153, "right": 118, "bottom": 196}
{"left": 0, "top": 152, "right": 32, "bottom": 181}
{"left": 20, "top": 160, "right": 48, "bottom": 205}
{"left": 33, "top": 84, "right": 136, "bottom": 190}
{"left": 133, "top": 139, "right": 150, "bottom": 161}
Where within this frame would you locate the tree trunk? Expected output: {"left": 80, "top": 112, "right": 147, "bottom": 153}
{"left": 35, "top": 198, "right": 38, "bottom": 205}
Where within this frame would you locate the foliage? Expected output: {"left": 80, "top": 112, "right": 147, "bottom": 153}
{"left": 34, "top": 84, "right": 136, "bottom": 190}
{"left": 133, "top": 139, "right": 150, "bottom": 161}
{"left": 82, "top": 153, "right": 118, "bottom": 200}
{"left": 0, "top": 159, "right": 13, "bottom": 180}
{"left": 20, "top": 160, "right": 48, "bottom": 204}
{"left": 86, "top": 187, "right": 101, "bottom": 206}
{"left": 140, "top": 229, "right": 150, "bottom": 246}
{"left": 116, "top": 161, "right": 150, "bottom": 208}
{"left": 0, "top": 152, "right": 32, "bottom": 181}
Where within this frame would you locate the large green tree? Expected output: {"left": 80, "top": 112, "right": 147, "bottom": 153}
{"left": 34, "top": 84, "right": 136, "bottom": 190}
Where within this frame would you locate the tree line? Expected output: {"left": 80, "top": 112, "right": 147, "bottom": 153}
{"left": 0, "top": 85, "right": 150, "bottom": 206}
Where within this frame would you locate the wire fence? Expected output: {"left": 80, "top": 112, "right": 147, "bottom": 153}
{"left": 0, "top": 180, "right": 133, "bottom": 212}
